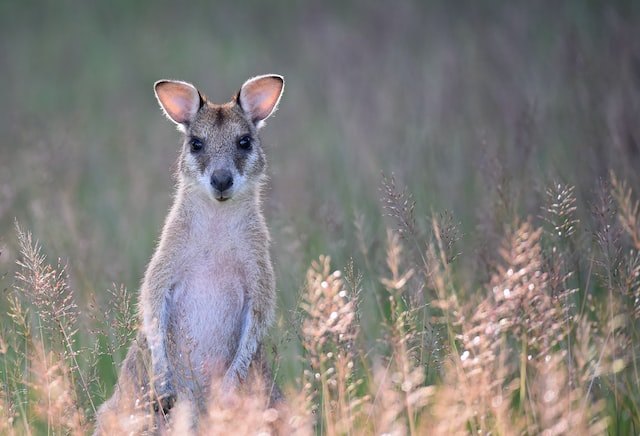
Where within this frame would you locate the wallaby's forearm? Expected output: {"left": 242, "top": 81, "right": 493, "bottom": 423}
{"left": 224, "top": 305, "right": 271, "bottom": 384}
{"left": 142, "top": 291, "right": 170, "bottom": 380}
{"left": 140, "top": 248, "right": 178, "bottom": 389}
{"left": 225, "top": 260, "right": 275, "bottom": 384}
{"left": 224, "top": 304, "right": 257, "bottom": 384}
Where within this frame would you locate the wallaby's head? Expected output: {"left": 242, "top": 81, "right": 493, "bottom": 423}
{"left": 154, "top": 75, "right": 284, "bottom": 202}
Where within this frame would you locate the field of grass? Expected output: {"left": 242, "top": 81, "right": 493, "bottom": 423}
{"left": 1, "top": 0, "right": 640, "bottom": 434}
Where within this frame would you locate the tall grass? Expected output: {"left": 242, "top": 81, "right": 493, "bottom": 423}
{"left": 2, "top": 173, "right": 640, "bottom": 434}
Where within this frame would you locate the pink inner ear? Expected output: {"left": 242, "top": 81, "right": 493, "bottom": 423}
{"left": 240, "top": 77, "right": 283, "bottom": 124}
{"left": 156, "top": 82, "right": 200, "bottom": 125}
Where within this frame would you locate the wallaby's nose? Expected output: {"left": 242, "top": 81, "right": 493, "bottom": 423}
{"left": 211, "top": 169, "right": 234, "bottom": 192}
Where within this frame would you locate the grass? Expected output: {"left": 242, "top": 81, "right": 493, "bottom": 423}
{"left": 1, "top": 0, "right": 640, "bottom": 434}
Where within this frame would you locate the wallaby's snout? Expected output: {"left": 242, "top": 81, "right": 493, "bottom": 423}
{"left": 211, "top": 169, "right": 234, "bottom": 200}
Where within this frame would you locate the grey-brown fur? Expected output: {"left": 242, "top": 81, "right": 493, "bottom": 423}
{"left": 181, "top": 102, "right": 264, "bottom": 180}
{"left": 94, "top": 75, "right": 284, "bottom": 435}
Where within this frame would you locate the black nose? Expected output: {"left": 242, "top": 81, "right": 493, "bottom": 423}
{"left": 211, "top": 169, "right": 233, "bottom": 192}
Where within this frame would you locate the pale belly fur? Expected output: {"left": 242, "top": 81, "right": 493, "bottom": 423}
{"left": 165, "top": 253, "right": 247, "bottom": 397}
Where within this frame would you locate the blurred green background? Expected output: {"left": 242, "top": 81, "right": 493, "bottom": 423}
{"left": 1, "top": 0, "right": 640, "bottom": 389}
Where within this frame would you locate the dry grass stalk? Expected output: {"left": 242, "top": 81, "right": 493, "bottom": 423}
{"left": 619, "top": 250, "right": 640, "bottom": 322}
{"left": 490, "top": 222, "right": 564, "bottom": 357}
{"left": 199, "top": 379, "right": 284, "bottom": 436}
{"left": 427, "top": 341, "right": 518, "bottom": 435}
{"left": 29, "top": 342, "right": 86, "bottom": 435}
{"left": 369, "top": 365, "right": 405, "bottom": 436}
{"left": 541, "top": 181, "right": 580, "bottom": 300}
{"left": 378, "top": 230, "right": 432, "bottom": 436}
{"left": 90, "top": 283, "right": 138, "bottom": 365}
{"left": 14, "top": 225, "right": 78, "bottom": 341}
{"left": 139, "top": 377, "right": 315, "bottom": 435}
{"left": 429, "top": 221, "right": 569, "bottom": 434}
{"left": 380, "top": 173, "right": 430, "bottom": 278}
{"left": 300, "top": 255, "right": 361, "bottom": 435}
{"left": 528, "top": 352, "right": 608, "bottom": 436}
{"left": 13, "top": 224, "right": 98, "bottom": 420}
{"left": 542, "top": 182, "right": 579, "bottom": 242}
{"left": 0, "top": 381, "right": 16, "bottom": 436}
{"left": 0, "top": 409, "right": 14, "bottom": 435}
{"left": 611, "top": 172, "right": 640, "bottom": 250}
{"left": 380, "top": 174, "right": 419, "bottom": 246}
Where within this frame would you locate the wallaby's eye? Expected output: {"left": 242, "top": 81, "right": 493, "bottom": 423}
{"left": 189, "top": 138, "right": 204, "bottom": 153}
{"left": 237, "top": 135, "right": 252, "bottom": 151}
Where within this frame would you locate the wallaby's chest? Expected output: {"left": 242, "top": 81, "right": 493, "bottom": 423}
{"left": 165, "top": 223, "right": 256, "bottom": 388}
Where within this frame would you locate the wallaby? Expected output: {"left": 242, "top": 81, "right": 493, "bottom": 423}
{"left": 94, "top": 75, "right": 284, "bottom": 434}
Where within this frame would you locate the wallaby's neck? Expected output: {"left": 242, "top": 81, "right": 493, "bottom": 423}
{"left": 173, "top": 179, "right": 262, "bottom": 227}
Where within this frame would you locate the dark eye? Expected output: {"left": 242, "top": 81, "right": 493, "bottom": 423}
{"left": 189, "top": 138, "right": 204, "bottom": 152}
{"left": 237, "top": 135, "right": 252, "bottom": 151}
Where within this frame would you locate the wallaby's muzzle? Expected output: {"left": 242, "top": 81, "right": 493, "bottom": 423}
{"left": 211, "top": 169, "right": 234, "bottom": 201}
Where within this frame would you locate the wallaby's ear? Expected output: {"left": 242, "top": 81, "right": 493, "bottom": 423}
{"left": 238, "top": 75, "right": 284, "bottom": 128}
{"left": 154, "top": 80, "right": 203, "bottom": 128}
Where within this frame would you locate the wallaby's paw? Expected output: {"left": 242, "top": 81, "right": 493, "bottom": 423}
{"left": 152, "top": 379, "right": 177, "bottom": 415}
